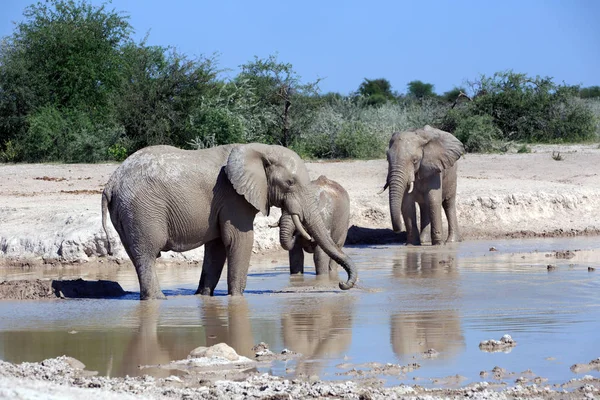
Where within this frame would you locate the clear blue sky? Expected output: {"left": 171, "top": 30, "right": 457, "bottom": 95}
{"left": 1, "top": 0, "right": 598, "bottom": 95}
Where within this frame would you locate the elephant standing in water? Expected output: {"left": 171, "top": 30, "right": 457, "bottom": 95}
{"left": 278, "top": 175, "right": 350, "bottom": 275}
{"left": 102, "top": 144, "right": 357, "bottom": 299}
{"left": 380, "top": 126, "right": 464, "bottom": 245}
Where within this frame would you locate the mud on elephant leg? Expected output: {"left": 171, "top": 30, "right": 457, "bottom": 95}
{"left": 197, "top": 239, "right": 227, "bottom": 296}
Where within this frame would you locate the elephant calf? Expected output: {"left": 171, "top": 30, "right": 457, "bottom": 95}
{"left": 381, "top": 125, "right": 465, "bottom": 245}
{"left": 102, "top": 144, "right": 357, "bottom": 300}
{"left": 278, "top": 175, "right": 350, "bottom": 275}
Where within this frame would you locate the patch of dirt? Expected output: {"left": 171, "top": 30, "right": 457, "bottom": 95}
{"left": 570, "top": 358, "right": 600, "bottom": 374}
{"left": 34, "top": 176, "right": 67, "bottom": 182}
{"left": 60, "top": 189, "right": 103, "bottom": 195}
{"left": 336, "top": 361, "right": 421, "bottom": 377}
{"left": 0, "top": 279, "right": 55, "bottom": 300}
{"left": 0, "top": 278, "right": 127, "bottom": 300}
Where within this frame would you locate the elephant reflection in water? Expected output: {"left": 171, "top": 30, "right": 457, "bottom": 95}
{"left": 118, "top": 301, "right": 181, "bottom": 377}
{"left": 200, "top": 297, "right": 260, "bottom": 359}
{"left": 282, "top": 295, "right": 355, "bottom": 376}
{"left": 118, "top": 298, "right": 259, "bottom": 377}
{"left": 391, "top": 249, "right": 465, "bottom": 359}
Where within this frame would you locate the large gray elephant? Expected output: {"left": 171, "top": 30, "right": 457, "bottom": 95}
{"left": 278, "top": 175, "right": 350, "bottom": 275}
{"left": 101, "top": 144, "right": 357, "bottom": 299}
{"left": 380, "top": 125, "right": 464, "bottom": 245}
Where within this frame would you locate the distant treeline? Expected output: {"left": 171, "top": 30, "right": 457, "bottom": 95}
{"left": 1, "top": 0, "right": 598, "bottom": 162}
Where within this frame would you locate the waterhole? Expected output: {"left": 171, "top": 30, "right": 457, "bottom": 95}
{"left": 1, "top": 236, "right": 599, "bottom": 387}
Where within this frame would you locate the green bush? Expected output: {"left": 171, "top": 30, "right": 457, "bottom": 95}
{"left": 463, "top": 72, "right": 597, "bottom": 143}
{"left": 453, "top": 115, "right": 504, "bottom": 153}
{"left": 18, "top": 106, "right": 122, "bottom": 162}
{"left": 517, "top": 144, "right": 531, "bottom": 153}
{"left": 0, "top": 140, "right": 20, "bottom": 162}
{"left": 334, "top": 121, "right": 386, "bottom": 159}
{"left": 186, "top": 107, "right": 245, "bottom": 149}
{"left": 107, "top": 143, "right": 128, "bottom": 162}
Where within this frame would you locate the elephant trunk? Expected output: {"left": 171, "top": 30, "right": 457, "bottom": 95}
{"left": 301, "top": 195, "right": 357, "bottom": 290}
{"left": 388, "top": 167, "right": 411, "bottom": 233}
{"left": 279, "top": 212, "right": 297, "bottom": 251}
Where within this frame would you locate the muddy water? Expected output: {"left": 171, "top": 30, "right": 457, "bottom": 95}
{"left": 0, "top": 236, "right": 599, "bottom": 387}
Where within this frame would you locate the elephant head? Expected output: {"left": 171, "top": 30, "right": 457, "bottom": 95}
{"left": 225, "top": 144, "right": 357, "bottom": 290}
{"left": 383, "top": 126, "right": 464, "bottom": 232}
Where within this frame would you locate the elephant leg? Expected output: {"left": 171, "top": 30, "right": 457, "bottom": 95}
{"left": 222, "top": 226, "right": 254, "bottom": 296}
{"left": 427, "top": 191, "right": 444, "bottom": 245}
{"left": 419, "top": 201, "right": 432, "bottom": 245}
{"left": 196, "top": 239, "right": 227, "bottom": 296}
{"left": 314, "top": 246, "right": 331, "bottom": 275}
{"left": 443, "top": 196, "right": 460, "bottom": 243}
{"left": 289, "top": 240, "right": 305, "bottom": 274}
{"left": 402, "top": 195, "right": 420, "bottom": 245}
{"left": 131, "top": 253, "right": 165, "bottom": 300}
{"left": 118, "top": 225, "right": 166, "bottom": 300}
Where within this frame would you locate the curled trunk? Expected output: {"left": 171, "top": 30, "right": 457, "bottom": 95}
{"left": 302, "top": 200, "right": 357, "bottom": 290}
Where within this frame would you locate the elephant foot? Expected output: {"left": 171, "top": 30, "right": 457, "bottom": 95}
{"left": 195, "top": 287, "right": 214, "bottom": 296}
{"left": 140, "top": 291, "right": 167, "bottom": 300}
{"left": 228, "top": 290, "right": 244, "bottom": 297}
{"left": 446, "top": 233, "right": 460, "bottom": 243}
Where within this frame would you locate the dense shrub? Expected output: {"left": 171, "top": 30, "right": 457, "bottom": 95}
{"left": 19, "top": 106, "right": 122, "bottom": 162}
{"left": 462, "top": 72, "right": 597, "bottom": 143}
{"left": 452, "top": 114, "right": 504, "bottom": 153}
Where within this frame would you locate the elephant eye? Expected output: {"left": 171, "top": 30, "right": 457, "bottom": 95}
{"left": 286, "top": 178, "right": 295, "bottom": 187}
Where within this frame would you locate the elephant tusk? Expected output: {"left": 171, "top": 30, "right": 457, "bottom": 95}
{"left": 377, "top": 182, "right": 389, "bottom": 195}
{"left": 292, "top": 214, "right": 312, "bottom": 241}
{"left": 407, "top": 181, "right": 414, "bottom": 194}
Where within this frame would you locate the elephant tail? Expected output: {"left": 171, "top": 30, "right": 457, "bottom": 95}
{"left": 101, "top": 188, "right": 113, "bottom": 256}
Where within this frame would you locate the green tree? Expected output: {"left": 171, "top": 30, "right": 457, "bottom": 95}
{"left": 441, "top": 71, "right": 597, "bottom": 147}
{"left": 357, "top": 78, "right": 395, "bottom": 106}
{"left": 442, "top": 87, "right": 467, "bottom": 103}
{"left": 114, "top": 40, "right": 219, "bottom": 151}
{"left": 580, "top": 86, "right": 600, "bottom": 99}
{"left": 0, "top": 0, "right": 132, "bottom": 159}
{"left": 236, "top": 54, "right": 320, "bottom": 147}
{"left": 407, "top": 80, "right": 436, "bottom": 100}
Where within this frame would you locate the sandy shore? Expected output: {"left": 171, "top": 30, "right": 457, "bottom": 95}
{"left": 1, "top": 143, "right": 599, "bottom": 266}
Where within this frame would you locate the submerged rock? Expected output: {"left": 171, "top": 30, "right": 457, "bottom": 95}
{"left": 479, "top": 334, "right": 517, "bottom": 353}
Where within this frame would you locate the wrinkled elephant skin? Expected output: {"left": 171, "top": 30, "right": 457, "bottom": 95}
{"left": 382, "top": 125, "right": 464, "bottom": 245}
{"left": 278, "top": 175, "right": 350, "bottom": 276}
{"left": 102, "top": 144, "right": 358, "bottom": 299}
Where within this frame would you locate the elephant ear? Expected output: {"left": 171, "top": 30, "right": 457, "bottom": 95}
{"left": 418, "top": 125, "right": 465, "bottom": 177}
{"left": 225, "top": 145, "right": 270, "bottom": 215}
